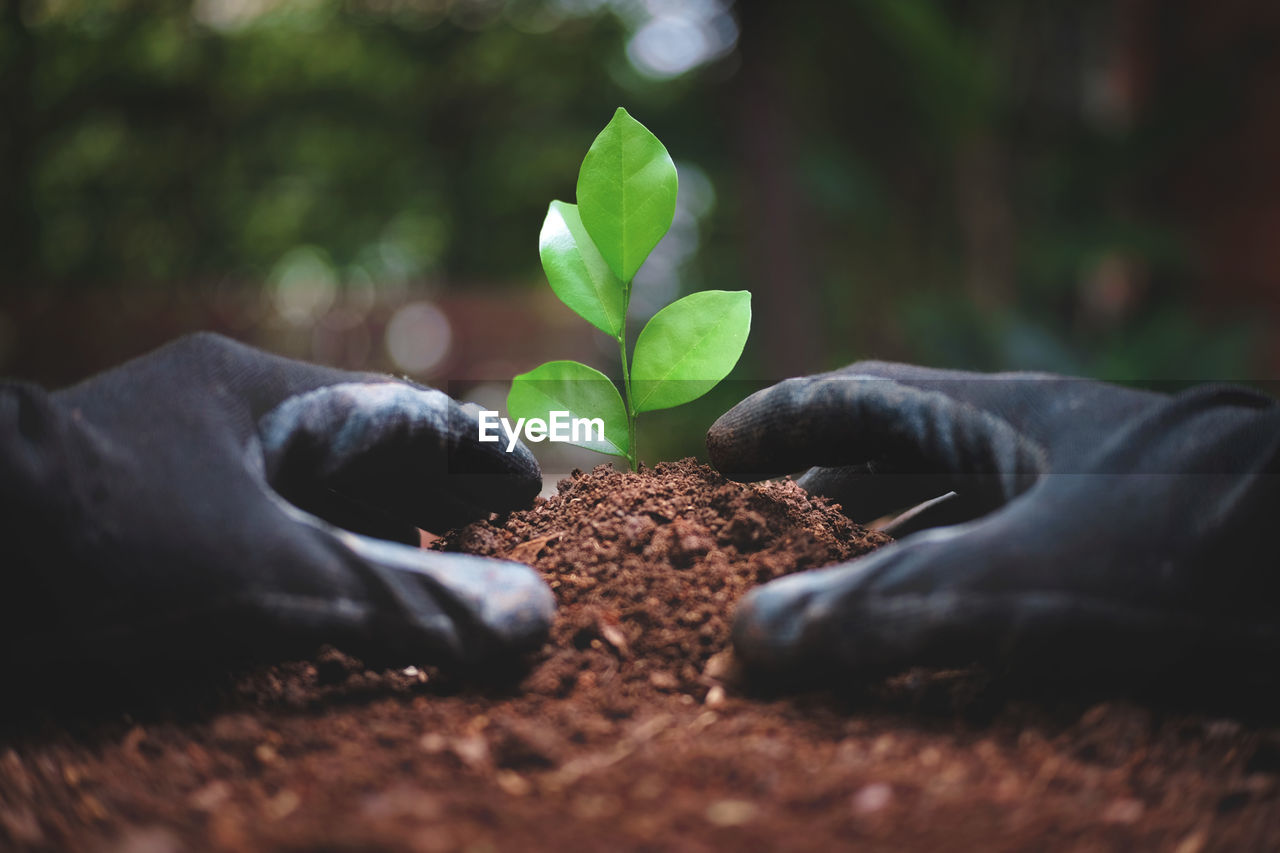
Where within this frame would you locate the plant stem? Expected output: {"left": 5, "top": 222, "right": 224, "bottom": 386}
{"left": 618, "top": 280, "right": 637, "bottom": 470}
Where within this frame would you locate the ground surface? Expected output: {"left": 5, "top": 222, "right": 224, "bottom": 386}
{"left": 2, "top": 461, "right": 1279, "bottom": 851}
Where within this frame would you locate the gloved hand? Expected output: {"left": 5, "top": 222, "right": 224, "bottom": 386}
{"left": 0, "top": 333, "right": 554, "bottom": 674}
{"left": 708, "top": 362, "right": 1280, "bottom": 680}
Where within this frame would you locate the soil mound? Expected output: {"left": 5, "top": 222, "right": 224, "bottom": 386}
{"left": 437, "top": 459, "right": 889, "bottom": 698}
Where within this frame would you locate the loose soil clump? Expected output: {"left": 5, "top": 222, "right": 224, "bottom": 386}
{"left": 3, "top": 462, "right": 1280, "bottom": 851}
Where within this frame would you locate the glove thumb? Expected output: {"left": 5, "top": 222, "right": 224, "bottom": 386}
{"left": 243, "top": 498, "right": 557, "bottom": 671}
{"left": 731, "top": 491, "right": 1265, "bottom": 683}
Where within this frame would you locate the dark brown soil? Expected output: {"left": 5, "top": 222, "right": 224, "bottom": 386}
{"left": 3, "top": 461, "right": 1280, "bottom": 851}
{"left": 435, "top": 459, "right": 890, "bottom": 700}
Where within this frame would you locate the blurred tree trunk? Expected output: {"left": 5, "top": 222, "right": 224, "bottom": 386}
{"left": 955, "top": 132, "right": 1016, "bottom": 312}
{"left": 733, "top": 0, "right": 825, "bottom": 378}
{"left": 0, "top": 1, "right": 38, "bottom": 282}
{"left": 1129, "top": 0, "right": 1280, "bottom": 372}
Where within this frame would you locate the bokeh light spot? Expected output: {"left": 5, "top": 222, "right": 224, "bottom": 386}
{"left": 270, "top": 246, "right": 338, "bottom": 325}
{"left": 385, "top": 301, "right": 452, "bottom": 374}
{"left": 622, "top": 1, "right": 737, "bottom": 80}
{"left": 627, "top": 15, "right": 708, "bottom": 78}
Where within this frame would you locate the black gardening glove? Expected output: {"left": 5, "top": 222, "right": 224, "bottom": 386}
{"left": 0, "top": 333, "right": 553, "bottom": 673}
{"left": 708, "top": 362, "right": 1280, "bottom": 680}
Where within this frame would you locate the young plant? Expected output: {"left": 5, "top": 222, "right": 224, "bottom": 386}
{"left": 508, "top": 108, "right": 751, "bottom": 470}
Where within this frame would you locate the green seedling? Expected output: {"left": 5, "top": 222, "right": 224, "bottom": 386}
{"left": 508, "top": 108, "right": 752, "bottom": 470}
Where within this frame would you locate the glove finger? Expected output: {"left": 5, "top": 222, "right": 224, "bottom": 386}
{"left": 241, "top": 501, "right": 555, "bottom": 671}
{"left": 324, "top": 527, "right": 556, "bottom": 670}
{"left": 259, "top": 382, "right": 541, "bottom": 537}
{"left": 732, "top": 519, "right": 1006, "bottom": 677}
{"left": 731, "top": 499, "right": 1245, "bottom": 682}
{"left": 707, "top": 374, "right": 1044, "bottom": 513}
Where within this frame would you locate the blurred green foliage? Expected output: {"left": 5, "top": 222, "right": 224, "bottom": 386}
{"left": 5, "top": 0, "right": 649, "bottom": 284}
{"left": 0, "top": 0, "right": 1263, "bottom": 410}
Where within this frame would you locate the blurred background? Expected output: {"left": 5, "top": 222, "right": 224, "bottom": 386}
{"left": 3, "top": 0, "right": 1279, "bottom": 466}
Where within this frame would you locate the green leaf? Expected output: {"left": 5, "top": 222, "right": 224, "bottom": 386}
{"left": 630, "top": 290, "right": 752, "bottom": 413}
{"left": 576, "top": 107, "right": 678, "bottom": 282}
{"left": 508, "top": 360, "right": 630, "bottom": 458}
{"left": 538, "top": 201, "right": 625, "bottom": 337}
